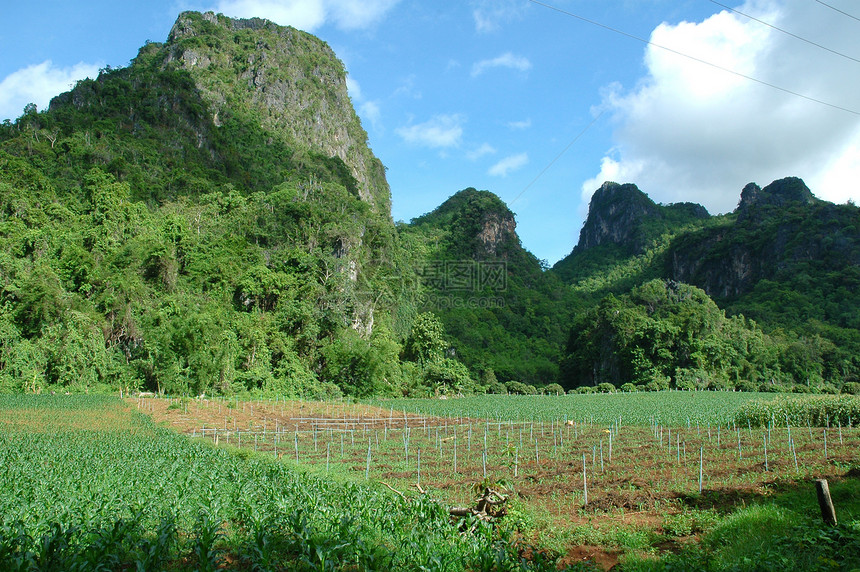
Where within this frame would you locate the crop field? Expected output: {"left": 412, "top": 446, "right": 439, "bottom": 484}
{"left": 3, "top": 392, "right": 859, "bottom": 570}
{"left": 143, "top": 392, "right": 860, "bottom": 569}
{"left": 0, "top": 395, "right": 568, "bottom": 571}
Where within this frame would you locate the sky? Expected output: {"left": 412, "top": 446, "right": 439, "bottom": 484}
{"left": 2, "top": 0, "right": 859, "bottom": 264}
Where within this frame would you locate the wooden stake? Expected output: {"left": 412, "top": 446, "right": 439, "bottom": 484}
{"left": 815, "top": 479, "right": 837, "bottom": 525}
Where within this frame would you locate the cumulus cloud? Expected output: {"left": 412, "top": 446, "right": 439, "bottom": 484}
{"left": 471, "top": 0, "right": 527, "bottom": 33}
{"left": 467, "top": 142, "right": 496, "bottom": 160}
{"left": 0, "top": 60, "right": 101, "bottom": 122}
{"left": 583, "top": 0, "right": 860, "bottom": 213}
{"left": 507, "top": 118, "right": 531, "bottom": 130}
{"left": 471, "top": 52, "right": 532, "bottom": 77}
{"left": 396, "top": 114, "right": 464, "bottom": 148}
{"left": 214, "top": 0, "right": 400, "bottom": 31}
{"left": 488, "top": 152, "right": 528, "bottom": 176}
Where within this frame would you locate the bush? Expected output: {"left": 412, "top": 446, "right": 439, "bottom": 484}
{"left": 595, "top": 382, "right": 615, "bottom": 393}
{"left": 487, "top": 381, "right": 508, "bottom": 394}
{"left": 505, "top": 381, "right": 534, "bottom": 395}
{"left": 620, "top": 382, "right": 638, "bottom": 393}
{"left": 842, "top": 382, "right": 860, "bottom": 395}
{"left": 543, "top": 383, "right": 564, "bottom": 396}
{"left": 737, "top": 380, "right": 759, "bottom": 392}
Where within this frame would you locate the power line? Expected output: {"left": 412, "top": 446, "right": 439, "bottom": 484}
{"left": 527, "top": 0, "right": 860, "bottom": 116}
{"left": 814, "top": 0, "right": 860, "bottom": 23}
{"left": 709, "top": 0, "right": 860, "bottom": 65}
{"left": 509, "top": 111, "right": 605, "bottom": 207}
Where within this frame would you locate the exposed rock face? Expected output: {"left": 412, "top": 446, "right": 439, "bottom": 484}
{"left": 164, "top": 11, "right": 390, "bottom": 211}
{"left": 670, "top": 177, "right": 858, "bottom": 300}
{"left": 575, "top": 182, "right": 662, "bottom": 253}
{"left": 670, "top": 232, "right": 759, "bottom": 298}
{"left": 477, "top": 210, "right": 517, "bottom": 257}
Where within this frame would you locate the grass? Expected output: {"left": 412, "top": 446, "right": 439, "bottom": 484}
{"left": 368, "top": 391, "right": 790, "bottom": 426}
{"left": 0, "top": 395, "right": 572, "bottom": 571}
{"left": 5, "top": 393, "right": 860, "bottom": 570}
{"left": 143, "top": 393, "right": 860, "bottom": 569}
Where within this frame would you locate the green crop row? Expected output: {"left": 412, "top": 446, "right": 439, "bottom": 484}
{"left": 0, "top": 395, "right": 577, "bottom": 571}
{"left": 369, "top": 391, "right": 782, "bottom": 426}
{"left": 733, "top": 394, "right": 860, "bottom": 428}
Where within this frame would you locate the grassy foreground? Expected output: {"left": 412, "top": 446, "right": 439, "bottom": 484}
{"left": 3, "top": 393, "right": 860, "bottom": 571}
{"left": 0, "top": 395, "right": 572, "bottom": 571}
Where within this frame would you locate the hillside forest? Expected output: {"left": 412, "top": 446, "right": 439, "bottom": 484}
{"left": 1, "top": 11, "right": 859, "bottom": 398}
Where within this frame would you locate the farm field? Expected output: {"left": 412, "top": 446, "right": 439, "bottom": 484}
{"left": 0, "top": 395, "right": 565, "bottom": 571}
{"left": 2, "top": 392, "right": 859, "bottom": 570}
{"left": 142, "top": 392, "right": 860, "bottom": 569}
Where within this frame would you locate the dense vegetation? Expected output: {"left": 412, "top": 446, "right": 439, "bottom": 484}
{"left": 0, "top": 395, "right": 575, "bottom": 571}
{"left": 0, "top": 12, "right": 471, "bottom": 399}
{"left": 403, "top": 189, "right": 575, "bottom": 386}
{"left": 1, "top": 10, "right": 858, "bottom": 398}
{"left": 552, "top": 181, "right": 860, "bottom": 394}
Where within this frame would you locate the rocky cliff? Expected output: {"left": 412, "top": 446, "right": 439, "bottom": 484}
{"left": 552, "top": 182, "right": 710, "bottom": 285}
{"left": 411, "top": 188, "right": 526, "bottom": 261}
{"left": 164, "top": 11, "right": 389, "bottom": 210}
{"left": 670, "top": 177, "right": 859, "bottom": 303}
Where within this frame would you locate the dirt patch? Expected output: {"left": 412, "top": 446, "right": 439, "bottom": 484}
{"left": 559, "top": 545, "right": 620, "bottom": 571}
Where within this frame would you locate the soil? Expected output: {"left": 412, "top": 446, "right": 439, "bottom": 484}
{"left": 134, "top": 396, "right": 860, "bottom": 571}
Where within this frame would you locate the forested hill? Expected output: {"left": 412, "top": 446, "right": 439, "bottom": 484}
{"left": 0, "top": 11, "right": 429, "bottom": 398}
{"left": 403, "top": 189, "right": 575, "bottom": 388}
{"left": 553, "top": 178, "right": 860, "bottom": 393}
{"left": 1, "top": 10, "right": 858, "bottom": 398}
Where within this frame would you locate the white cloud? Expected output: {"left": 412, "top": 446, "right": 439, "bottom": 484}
{"left": 507, "top": 118, "right": 531, "bottom": 130}
{"left": 359, "top": 100, "right": 382, "bottom": 130}
{"left": 471, "top": 52, "right": 531, "bottom": 77}
{"left": 584, "top": 0, "right": 860, "bottom": 212}
{"left": 345, "top": 76, "right": 361, "bottom": 100}
{"left": 471, "top": 0, "right": 527, "bottom": 33}
{"left": 488, "top": 152, "right": 528, "bottom": 176}
{"left": 214, "top": 0, "right": 400, "bottom": 31}
{"left": 396, "top": 114, "right": 464, "bottom": 148}
{"left": 467, "top": 142, "right": 496, "bottom": 160}
{"left": 0, "top": 60, "right": 101, "bottom": 122}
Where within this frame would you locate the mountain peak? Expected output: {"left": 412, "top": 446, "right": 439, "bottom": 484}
{"left": 163, "top": 11, "right": 390, "bottom": 210}
{"left": 737, "top": 177, "right": 816, "bottom": 220}
{"left": 575, "top": 182, "right": 662, "bottom": 253}
{"left": 412, "top": 188, "right": 519, "bottom": 259}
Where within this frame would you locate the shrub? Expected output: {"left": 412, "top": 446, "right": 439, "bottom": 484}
{"left": 505, "top": 381, "right": 533, "bottom": 395}
{"left": 487, "top": 381, "right": 508, "bottom": 394}
{"left": 620, "top": 383, "right": 638, "bottom": 393}
{"left": 841, "top": 382, "right": 860, "bottom": 395}
{"left": 543, "top": 383, "right": 564, "bottom": 396}
{"left": 737, "top": 380, "right": 759, "bottom": 392}
{"left": 595, "top": 382, "right": 615, "bottom": 393}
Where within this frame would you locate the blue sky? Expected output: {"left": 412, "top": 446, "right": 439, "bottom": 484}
{"left": 2, "top": 0, "right": 859, "bottom": 264}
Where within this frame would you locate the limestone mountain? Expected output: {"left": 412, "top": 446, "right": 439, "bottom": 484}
{"left": 162, "top": 11, "right": 390, "bottom": 211}
{"left": 555, "top": 177, "right": 860, "bottom": 391}
{"left": 551, "top": 181, "right": 712, "bottom": 289}
{"left": 0, "top": 11, "right": 416, "bottom": 398}
{"left": 405, "top": 189, "right": 575, "bottom": 385}
{"left": 669, "top": 177, "right": 860, "bottom": 329}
